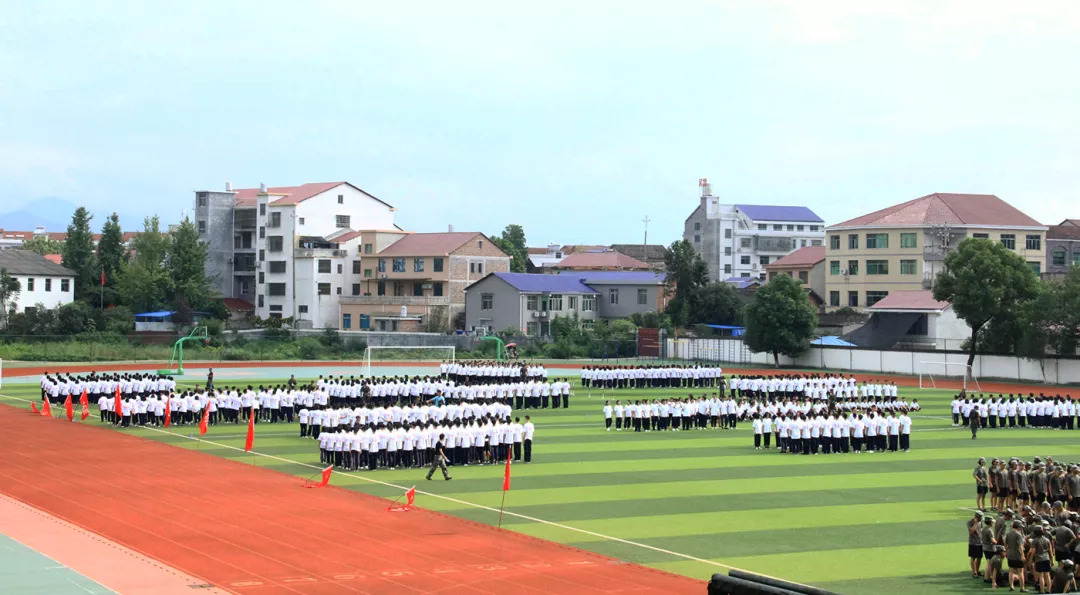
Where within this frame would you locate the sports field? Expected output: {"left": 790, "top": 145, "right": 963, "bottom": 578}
{"left": 3, "top": 376, "right": 1079, "bottom": 594}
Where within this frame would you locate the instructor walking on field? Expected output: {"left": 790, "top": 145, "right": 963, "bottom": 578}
{"left": 426, "top": 434, "right": 452, "bottom": 481}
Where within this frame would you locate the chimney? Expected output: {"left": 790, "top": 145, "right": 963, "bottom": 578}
{"left": 259, "top": 182, "right": 267, "bottom": 192}
{"left": 225, "top": 181, "right": 232, "bottom": 192}
{"left": 448, "top": 224, "right": 454, "bottom": 233}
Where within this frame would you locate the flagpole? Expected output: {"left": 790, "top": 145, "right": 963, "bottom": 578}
{"left": 497, "top": 490, "right": 508, "bottom": 530}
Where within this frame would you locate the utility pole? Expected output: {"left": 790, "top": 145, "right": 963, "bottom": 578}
{"left": 642, "top": 216, "right": 650, "bottom": 263}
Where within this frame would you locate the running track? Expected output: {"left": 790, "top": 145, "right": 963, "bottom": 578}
{"left": 0, "top": 410, "right": 700, "bottom": 594}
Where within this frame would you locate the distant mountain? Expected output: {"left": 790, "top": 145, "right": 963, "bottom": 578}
{"left": 0, "top": 196, "right": 78, "bottom": 232}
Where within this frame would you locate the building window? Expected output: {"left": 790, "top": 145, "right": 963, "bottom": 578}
{"left": 810, "top": 226, "right": 819, "bottom": 232}
{"left": 1000, "top": 234, "right": 1016, "bottom": 249}
{"left": 335, "top": 215, "right": 350, "bottom": 228}
{"left": 377, "top": 281, "right": 385, "bottom": 296}
{"left": 352, "top": 260, "right": 362, "bottom": 274}
{"left": 830, "top": 261, "right": 840, "bottom": 275}
{"left": 26, "top": 278, "right": 34, "bottom": 291}
{"left": 694, "top": 235, "right": 700, "bottom": 243}
{"left": 480, "top": 293, "right": 493, "bottom": 310}
{"left": 848, "top": 234, "right": 859, "bottom": 250}
{"left": 414, "top": 258, "right": 424, "bottom": 272}
{"left": 268, "top": 283, "right": 286, "bottom": 296}
{"left": 759, "top": 256, "right": 769, "bottom": 265}
{"left": 298, "top": 305, "right": 308, "bottom": 314}
{"left": 258, "top": 294, "right": 264, "bottom": 307}
{"left": 270, "top": 212, "right": 281, "bottom": 228}
{"left": 900, "top": 259, "right": 917, "bottom": 275}
{"left": 363, "top": 243, "right": 372, "bottom": 254}
{"left": 470, "top": 262, "right": 483, "bottom": 275}
{"left": 258, "top": 272, "right": 265, "bottom": 284}
{"left": 1052, "top": 249, "right": 1066, "bottom": 266}
{"left": 567, "top": 296, "right": 577, "bottom": 309}
{"left": 740, "top": 256, "right": 751, "bottom": 265}
{"left": 724, "top": 264, "right": 732, "bottom": 274}
{"left": 413, "top": 282, "right": 424, "bottom": 296}
{"left": 1028, "top": 261, "right": 1041, "bottom": 275}
{"left": 433, "top": 258, "right": 444, "bottom": 272}
{"left": 392, "top": 281, "right": 405, "bottom": 296}
{"left": 433, "top": 282, "right": 443, "bottom": 296}
{"left": 259, "top": 226, "right": 265, "bottom": 239}
{"left": 1025, "top": 235, "right": 1042, "bottom": 250}
{"left": 298, "top": 217, "right": 304, "bottom": 225}
{"left": 798, "top": 271, "right": 808, "bottom": 283}
{"left": 259, "top": 203, "right": 266, "bottom": 216}
{"left": 259, "top": 249, "right": 265, "bottom": 262}
{"left": 582, "top": 294, "right": 596, "bottom": 311}
{"left": 44, "top": 278, "right": 51, "bottom": 291}
{"left": 772, "top": 224, "right": 782, "bottom": 231}
{"left": 829, "top": 235, "right": 840, "bottom": 250}
{"left": 337, "top": 264, "right": 343, "bottom": 274}
{"left": 724, "top": 247, "right": 732, "bottom": 256}
{"left": 800, "top": 239, "right": 807, "bottom": 247}
{"left": 269, "top": 261, "right": 287, "bottom": 274}
{"left": 811, "top": 239, "right": 822, "bottom": 246}
{"left": 724, "top": 228, "right": 731, "bottom": 238}
{"left": 478, "top": 240, "right": 483, "bottom": 249}
{"left": 197, "top": 194, "right": 208, "bottom": 207}
{"left": 352, "top": 284, "right": 361, "bottom": 296}
{"left": 1073, "top": 252, "right": 1080, "bottom": 266}
{"left": 526, "top": 322, "right": 539, "bottom": 336}
{"left": 797, "top": 225, "right": 805, "bottom": 231}
{"left": 866, "top": 291, "right": 889, "bottom": 307}
{"left": 695, "top": 222, "right": 701, "bottom": 231}
{"left": 392, "top": 258, "right": 405, "bottom": 272}
{"left": 337, "top": 194, "right": 344, "bottom": 204}
{"left": 378, "top": 259, "right": 386, "bottom": 273}
{"left": 866, "top": 260, "right": 889, "bottom": 275}
{"left": 847, "top": 260, "right": 859, "bottom": 275}
{"left": 972, "top": 233, "right": 990, "bottom": 239}
{"left": 900, "top": 233, "right": 917, "bottom": 248}
{"left": 526, "top": 295, "right": 538, "bottom": 310}
{"left": 197, "top": 220, "right": 206, "bottom": 233}
{"left": 363, "top": 268, "right": 373, "bottom": 278}
{"left": 318, "top": 259, "right": 331, "bottom": 274}
{"left": 741, "top": 273, "right": 751, "bottom": 278}
{"left": 786, "top": 224, "right": 794, "bottom": 231}
{"left": 268, "top": 236, "right": 283, "bottom": 252}
{"left": 758, "top": 224, "right": 767, "bottom": 231}
{"left": 769, "top": 272, "right": 777, "bottom": 281}
{"left": 866, "top": 233, "right": 888, "bottom": 249}
{"left": 269, "top": 305, "right": 282, "bottom": 313}
{"left": 637, "top": 288, "right": 648, "bottom": 305}
{"left": 342, "top": 313, "right": 351, "bottom": 329}
{"left": 549, "top": 294, "right": 563, "bottom": 311}
{"left": 608, "top": 288, "right": 619, "bottom": 305}
{"left": 60, "top": 279, "right": 70, "bottom": 292}
{"left": 317, "top": 283, "right": 331, "bottom": 295}
{"left": 848, "top": 291, "right": 858, "bottom": 307}
{"left": 829, "top": 291, "right": 840, "bottom": 307}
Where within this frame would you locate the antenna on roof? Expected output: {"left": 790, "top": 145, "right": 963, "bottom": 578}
{"left": 698, "top": 178, "right": 710, "bottom": 197}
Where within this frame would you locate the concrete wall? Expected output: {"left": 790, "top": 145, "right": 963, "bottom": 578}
{"left": 665, "top": 337, "right": 1080, "bottom": 384}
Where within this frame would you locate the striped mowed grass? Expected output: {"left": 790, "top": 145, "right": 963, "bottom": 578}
{"left": 4, "top": 379, "right": 1079, "bottom": 595}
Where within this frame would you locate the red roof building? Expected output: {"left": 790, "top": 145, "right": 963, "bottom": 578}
{"left": 549, "top": 250, "right": 650, "bottom": 272}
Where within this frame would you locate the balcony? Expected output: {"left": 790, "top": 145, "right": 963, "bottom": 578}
{"left": 923, "top": 247, "right": 947, "bottom": 261}
{"left": 338, "top": 295, "right": 450, "bottom": 306}
{"left": 753, "top": 236, "right": 794, "bottom": 253}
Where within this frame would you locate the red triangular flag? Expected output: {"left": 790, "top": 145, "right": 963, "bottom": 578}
{"left": 305, "top": 466, "right": 333, "bottom": 488}
{"left": 114, "top": 386, "right": 122, "bottom": 424}
{"left": 64, "top": 394, "right": 73, "bottom": 422}
{"left": 198, "top": 403, "right": 210, "bottom": 435}
{"left": 244, "top": 407, "right": 255, "bottom": 452}
{"left": 31, "top": 401, "right": 40, "bottom": 414}
{"left": 405, "top": 487, "right": 416, "bottom": 507}
{"left": 79, "top": 390, "right": 90, "bottom": 421}
{"left": 502, "top": 445, "right": 512, "bottom": 492}
{"left": 164, "top": 397, "right": 171, "bottom": 428}
{"left": 42, "top": 399, "right": 52, "bottom": 417}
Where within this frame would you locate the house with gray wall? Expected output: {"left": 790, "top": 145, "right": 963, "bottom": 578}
{"left": 1046, "top": 220, "right": 1080, "bottom": 279}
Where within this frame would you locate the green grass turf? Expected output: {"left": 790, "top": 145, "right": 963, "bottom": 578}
{"left": 3, "top": 381, "right": 1079, "bottom": 595}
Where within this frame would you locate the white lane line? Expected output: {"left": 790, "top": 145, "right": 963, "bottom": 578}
{"left": 0, "top": 392, "right": 811, "bottom": 589}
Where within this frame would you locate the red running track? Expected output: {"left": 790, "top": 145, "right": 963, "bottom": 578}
{"left": 0, "top": 409, "right": 702, "bottom": 594}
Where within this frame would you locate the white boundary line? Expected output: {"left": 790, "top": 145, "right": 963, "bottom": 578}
{"left": 0, "top": 393, "right": 809, "bottom": 588}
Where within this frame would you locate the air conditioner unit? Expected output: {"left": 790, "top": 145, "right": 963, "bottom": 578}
{"left": 531, "top": 311, "right": 540, "bottom": 318}
{"left": 841, "top": 269, "right": 848, "bottom": 275}
{"left": 421, "top": 283, "right": 433, "bottom": 290}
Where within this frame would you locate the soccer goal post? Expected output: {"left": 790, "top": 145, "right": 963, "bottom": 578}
{"left": 918, "top": 361, "right": 980, "bottom": 392}
{"left": 363, "top": 346, "right": 455, "bottom": 378}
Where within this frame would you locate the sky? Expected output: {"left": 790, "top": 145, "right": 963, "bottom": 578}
{"left": 2, "top": 1, "right": 1079, "bottom": 246}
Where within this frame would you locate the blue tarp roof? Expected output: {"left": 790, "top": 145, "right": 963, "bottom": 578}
{"left": 812, "top": 335, "right": 856, "bottom": 346}
{"left": 134, "top": 311, "right": 173, "bottom": 318}
{"left": 705, "top": 324, "right": 745, "bottom": 336}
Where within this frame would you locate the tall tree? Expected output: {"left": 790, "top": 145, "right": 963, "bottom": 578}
{"left": 491, "top": 224, "right": 528, "bottom": 272}
{"left": 20, "top": 235, "right": 64, "bottom": 256}
{"left": 117, "top": 216, "right": 171, "bottom": 313}
{"left": 662, "top": 240, "right": 708, "bottom": 327}
{"left": 743, "top": 274, "right": 817, "bottom": 367}
{"left": 692, "top": 282, "right": 746, "bottom": 326}
{"left": 96, "top": 212, "right": 127, "bottom": 307}
{"left": 167, "top": 217, "right": 214, "bottom": 324}
{"left": 932, "top": 238, "right": 1040, "bottom": 371}
{"left": 0, "top": 268, "right": 20, "bottom": 328}
{"left": 1016, "top": 267, "right": 1080, "bottom": 362}
{"left": 61, "top": 207, "right": 97, "bottom": 301}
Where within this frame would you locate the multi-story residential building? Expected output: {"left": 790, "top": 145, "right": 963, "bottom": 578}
{"left": 765, "top": 245, "right": 826, "bottom": 308}
{"left": 0, "top": 249, "right": 75, "bottom": 312}
{"left": 339, "top": 231, "right": 509, "bottom": 331}
{"left": 463, "top": 271, "right": 666, "bottom": 336}
{"left": 824, "top": 192, "right": 1047, "bottom": 309}
{"left": 194, "top": 181, "right": 397, "bottom": 328}
{"left": 1046, "top": 219, "right": 1080, "bottom": 279}
{"left": 683, "top": 182, "right": 824, "bottom": 282}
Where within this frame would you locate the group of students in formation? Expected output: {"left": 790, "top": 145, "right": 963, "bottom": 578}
{"left": 439, "top": 361, "right": 548, "bottom": 384}
{"left": 319, "top": 373, "right": 574, "bottom": 410}
{"left": 580, "top": 364, "right": 725, "bottom": 389}
{"left": 311, "top": 401, "right": 536, "bottom": 472}
{"left": 969, "top": 457, "right": 1080, "bottom": 592}
{"left": 953, "top": 393, "right": 1079, "bottom": 435}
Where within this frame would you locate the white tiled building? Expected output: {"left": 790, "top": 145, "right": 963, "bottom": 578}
{"left": 0, "top": 250, "right": 75, "bottom": 312}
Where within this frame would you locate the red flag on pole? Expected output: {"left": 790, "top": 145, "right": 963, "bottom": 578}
{"left": 164, "top": 397, "right": 171, "bottom": 428}
{"left": 387, "top": 486, "right": 416, "bottom": 512}
{"left": 79, "top": 390, "right": 90, "bottom": 421}
{"left": 42, "top": 398, "right": 52, "bottom": 417}
{"left": 198, "top": 403, "right": 210, "bottom": 435}
{"left": 244, "top": 407, "right": 255, "bottom": 452}
{"left": 114, "top": 386, "right": 122, "bottom": 424}
{"left": 101, "top": 268, "right": 105, "bottom": 287}
{"left": 31, "top": 401, "right": 40, "bottom": 414}
{"left": 305, "top": 466, "right": 333, "bottom": 488}
{"left": 502, "top": 445, "right": 512, "bottom": 492}
{"left": 64, "top": 394, "right": 73, "bottom": 422}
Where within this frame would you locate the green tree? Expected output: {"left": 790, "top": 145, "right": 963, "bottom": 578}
{"left": 96, "top": 212, "right": 127, "bottom": 307}
{"left": 662, "top": 239, "right": 708, "bottom": 327}
{"left": 167, "top": 217, "right": 215, "bottom": 324}
{"left": 117, "top": 216, "right": 171, "bottom": 313}
{"left": 692, "top": 282, "right": 745, "bottom": 326}
{"left": 743, "top": 274, "right": 817, "bottom": 367}
{"left": 21, "top": 235, "right": 64, "bottom": 256}
{"left": 1016, "top": 267, "right": 1080, "bottom": 362}
{"left": 491, "top": 224, "right": 528, "bottom": 272}
{"left": 61, "top": 207, "right": 97, "bottom": 301}
{"left": 932, "top": 238, "right": 1040, "bottom": 371}
{"left": 0, "top": 268, "right": 21, "bottom": 328}
{"left": 55, "top": 301, "right": 97, "bottom": 335}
